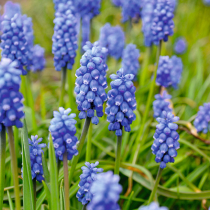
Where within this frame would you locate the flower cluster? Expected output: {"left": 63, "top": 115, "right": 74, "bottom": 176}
{"left": 153, "top": 91, "right": 172, "bottom": 119}
{"left": 203, "top": 0, "right": 210, "bottom": 5}
{"left": 121, "top": 0, "right": 142, "bottom": 22}
{"left": 156, "top": 56, "right": 183, "bottom": 88}
{"left": 106, "top": 69, "right": 136, "bottom": 136}
{"left": 174, "top": 37, "right": 187, "bottom": 54}
{"left": 30, "top": 45, "right": 46, "bottom": 72}
{"left": 151, "top": 111, "right": 180, "bottom": 169}
{"left": 0, "top": 58, "right": 24, "bottom": 129}
{"left": 49, "top": 107, "right": 78, "bottom": 161}
{"left": 1, "top": 13, "right": 28, "bottom": 75}
{"left": 28, "top": 135, "right": 46, "bottom": 183}
{"left": 194, "top": 103, "right": 210, "bottom": 134}
{"left": 87, "top": 171, "right": 122, "bottom": 210}
{"left": 53, "top": 0, "right": 76, "bottom": 13}
{"left": 111, "top": 0, "right": 122, "bottom": 7}
{"left": 75, "top": 41, "right": 108, "bottom": 125}
{"left": 3, "top": 1, "right": 21, "bottom": 19}
{"left": 52, "top": 6, "right": 77, "bottom": 71}
{"left": 99, "top": 23, "right": 125, "bottom": 60}
{"left": 151, "top": 0, "right": 174, "bottom": 45}
{"left": 141, "top": 0, "right": 156, "bottom": 47}
{"left": 76, "top": 162, "right": 103, "bottom": 205}
{"left": 122, "top": 44, "right": 140, "bottom": 77}
{"left": 139, "top": 202, "right": 168, "bottom": 210}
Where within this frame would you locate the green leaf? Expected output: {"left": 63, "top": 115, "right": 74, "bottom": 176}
{"left": 0, "top": 125, "right": 6, "bottom": 210}
{"left": 36, "top": 190, "right": 46, "bottom": 210}
{"left": 7, "top": 190, "right": 14, "bottom": 210}
{"left": 123, "top": 191, "right": 134, "bottom": 210}
{"left": 49, "top": 134, "right": 60, "bottom": 210}
{"left": 22, "top": 119, "right": 35, "bottom": 210}
{"left": 59, "top": 180, "right": 64, "bottom": 210}
{"left": 42, "top": 181, "right": 51, "bottom": 209}
{"left": 42, "top": 153, "right": 50, "bottom": 184}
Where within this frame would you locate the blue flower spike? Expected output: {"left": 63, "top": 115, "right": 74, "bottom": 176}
{"left": 194, "top": 103, "right": 210, "bottom": 134}
{"left": 106, "top": 69, "right": 136, "bottom": 136}
{"left": 99, "top": 23, "right": 125, "bottom": 60}
{"left": 139, "top": 202, "right": 168, "bottom": 210}
{"left": 153, "top": 91, "right": 172, "bottom": 118}
{"left": 151, "top": 111, "right": 180, "bottom": 169}
{"left": 75, "top": 41, "right": 108, "bottom": 125}
{"left": 31, "top": 45, "right": 46, "bottom": 72}
{"left": 0, "top": 58, "right": 24, "bottom": 129}
{"left": 156, "top": 56, "right": 183, "bottom": 89}
{"left": 52, "top": 4, "right": 78, "bottom": 71}
{"left": 76, "top": 161, "right": 103, "bottom": 205}
{"left": 111, "top": 0, "right": 122, "bottom": 7}
{"left": 151, "top": 0, "right": 175, "bottom": 45}
{"left": 49, "top": 107, "right": 78, "bottom": 161}
{"left": 3, "top": 1, "right": 21, "bottom": 19}
{"left": 174, "top": 37, "right": 187, "bottom": 54}
{"left": 1, "top": 13, "right": 29, "bottom": 75}
{"left": 87, "top": 171, "right": 122, "bottom": 210}
{"left": 27, "top": 135, "right": 46, "bottom": 183}
{"left": 122, "top": 44, "right": 140, "bottom": 77}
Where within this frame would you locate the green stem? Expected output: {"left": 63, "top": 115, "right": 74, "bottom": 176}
{"left": 63, "top": 151, "right": 70, "bottom": 210}
{"left": 33, "top": 179, "right": 36, "bottom": 210}
{"left": 82, "top": 204, "right": 87, "bottom": 210}
{"left": 59, "top": 66, "right": 67, "bottom": 107}
{"left": 0, "top": 125, "right": 6, "bottom": 210}
{"left": 68, "top": 70, "right": 74, "bottom": 110}
{"left": 40, "top": 82, "right": 46, "bottom": 121}
{"left": 69, "top": 117, "right": 91, "bottom": 186}
{"left": 86, "top": 123, "right": 92, "bottom": 162}
{"left": 132, "top": 41, "right": 162, "bottom": 164}
{"left": 21, "top": 75, "right": 29, "bottom": 106}
{"left": 115, "top": 135, "right": 122, "bottom": 175}
{"left": 148, "top": 166, "right": 163, "bottom": 204}
{"left": 140, "top": 47, "right": 152, "bottom": 86}
{"left": 8, "top": 126, "right": 21, "bottom": 210}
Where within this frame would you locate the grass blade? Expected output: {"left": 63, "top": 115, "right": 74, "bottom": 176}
{"left": 42, "top": 181, "right": 51, "bottom": 209}
{"left": 42, "top": 153, "right": 50, "bottom": 184}
{"left": 7, "top": 190, "right": 14, "bottom": 210}
{"left": 60, "top": 180, "right": 64, "bottom": 210}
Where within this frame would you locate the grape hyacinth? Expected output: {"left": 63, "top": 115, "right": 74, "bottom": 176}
{"left": 139, "top": 202, "right": 168, "bottom": 210}
{"left": 76, "top": 161, "right": 103, "bottom": 205}
{"left": 52, "top": 4, "right": 77, "bottom": 71}
{"left": 53, "top": 0, "right": 76, "bottom": 13}
{"left": 153, "top": 91, "right": 172, "bottom": 118}
{"left": 151, "top": 0, "right": 175, "bottom": 45}
{"left": 151, "top": 111, "right": 180, "bottom": 169}
{"left": 1, "top": 13, "right": 28, "bottom": 75}
{"left": 122, "top": 44, "right": 140, "bottom": 77}
{"left": 156, "top": 56, "right": 183, "bottom": 89}
{"left": 26, "top": 135, "right": 46, "bottom": 183}
{"left": 75, "top": 41, "right": 108, "bottom": 125}
{"left": 121, "top": 0, "right": 142, "bottom": 22}
{"left": 141, "top": 0, "right": 156, "bottom": 47}
{"left": 0, "top": 58, "right": 24, "bottom": 130}
{"left": 99, "top": 23, "right": 125, "bottom": 60}
{"left": 194, "top": 103, "right": 210, "bottom": 134}
{"left": 203, "top": 0, "right": 210, "bottom": 5}
{"left": 30, "top": 45, "right": 46, "bottom": 72}
{"left": 174, "top": 37, "right": 187, "bottom": 54}
{"left": 87, "top": 171, "right": 122, "bottom": 210}
{"left": 106, "top": 69, "right": 136, "bottom": 136}
{"left": 49, "top": 107, "right": 78, "bottom": 161}
{"left": 111, "top": 0, "right": 122, "bottom": 7}
{"left": 3, "top": 1, "right": 21, "bottom": 19}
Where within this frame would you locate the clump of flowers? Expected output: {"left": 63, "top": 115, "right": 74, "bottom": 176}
{"left": 139, "top": 202, "right": 168, "bottom": 210}
{"left": 26, "top": 135, "right": 46, "bottom": 183}
{"left": 75, "top": 41, "right": 108, "bottom": 125}
{"left": 111, "top": 0, "right": 122, "bottom": 7}
{"left": 151, "top": 0, "right": 175, "bottom": 45}
{"left": 99, "top": 23, "right": 125, "bottom": 60}
{"left": 153, "top": 91, "right": 172, "bottom": 119}
{"left": 49, "top": 107, "right": 78, "bottom": 161}
{"left": 106, "top": 69, "right": 136, "bottom": 136}
{"left": 3, "top": 1, "right": 21, "bottom": 19}
{"left": 0, "top": 58, "right": 24, "bottom": 130}
{"left": 53, "top": 0, "right": 76, "bottom": 13}
{"left": 121, "top": 0, "right": 142, "bottom": 22}
{"left": 151, "top": 111, "right": 180, "bottom": 169}
{"left": 30, "top": 45, "right": 46, "bottom": 72}
{"left": 87, "top": 171, "right": 122, "bottom": 210}
{"left": 141, "top": 0, "right": 156, "bottom": 47}
{"left": 194, "top": 103, "right": 210, "bottom": 134}
{"left": 76, "top": 162, "right": 103, "bottom": 205}
{"left": 1, "top": 13, "right": 28, "bottom": 75}
{"left": 156, "top": 56, "right": 183, "bottom": 89}
{"left": 122, "top": 44, "right": 140, "bottom": 77}
{"left": 174, "top": 37, "right": 187, "bottom": 54}
{"left": 52, "top": 4, "right": 77, "bottom": 71}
